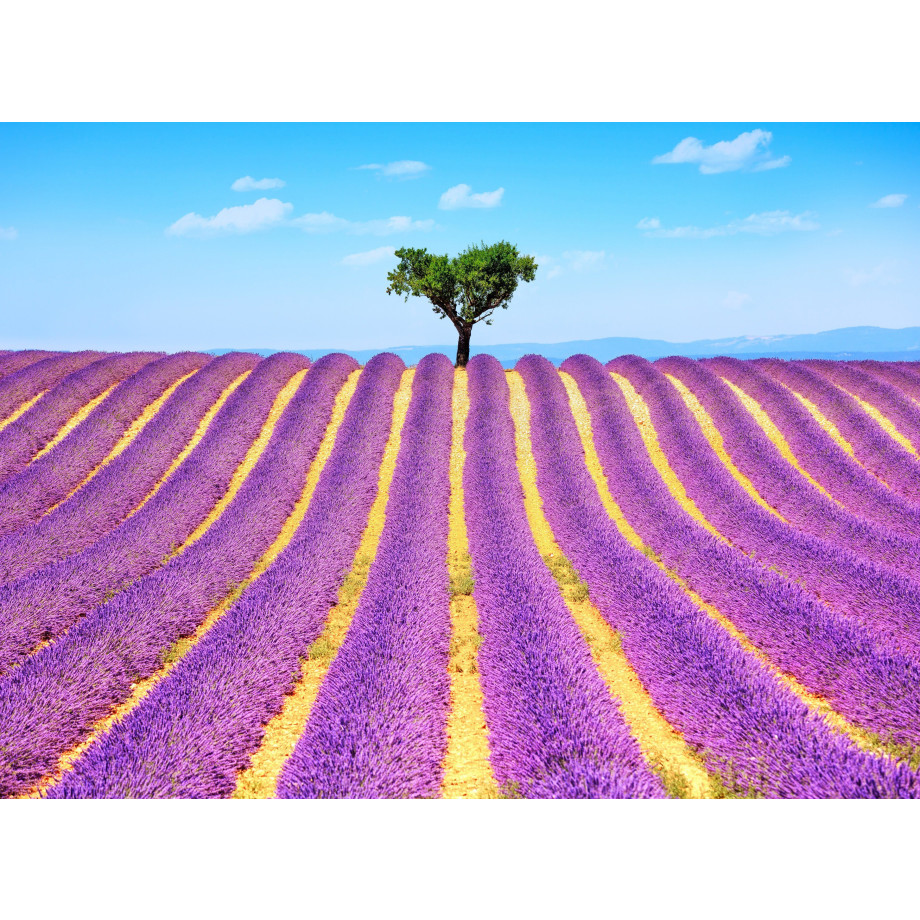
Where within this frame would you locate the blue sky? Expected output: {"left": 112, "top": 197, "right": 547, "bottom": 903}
{"left": 1, "top": 123, "right": 917, "bottom": 351}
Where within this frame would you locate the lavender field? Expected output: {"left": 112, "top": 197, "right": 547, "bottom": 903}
{"left": 1, "top": 348, "right": 920, "bottom": 798}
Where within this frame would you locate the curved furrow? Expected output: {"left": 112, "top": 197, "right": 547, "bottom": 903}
{"left": 0, "top": 352, "right": 109, "bottom": 434}
{"left": 277, "top": 354, "right": 453, "bottom": 799}
{"left": 0, "top": 353, "right": 362, "bottom": 799}
{"left": 757, "top": 359, "right": 920, "bottom": 503}
{"left": 610, "top": 355, "right": 920, "bottom": 661}
{"left": 705, "top": 357, "right": 920, "bottom": 540}
{"left": 858, "top": 361, "right": 920, "bottom": 404}
{"left": 552, "top": 355, "right": 920, "bottom": 748}
{"left": 803, "top": 360, "right": 920, "bottom": 454}
{"left": 0, "top": 353, "right": 259, "bottom": 585}
{"left": 0, "top": 352, "right": 160, "bottom": 486}
{"left": 0, "top": 352, "right": 209, "bottom": 538}
{"left": 41, "top": 355, "right": 408, "bottom": 800}
{"left": 657, "top": 357, "right": 920, "bottom": 585}
{"left": 0, "top": 353, "right": 306, "bottom": 676}
{"left": 557, "top": 354, "right": 920, "bottom": 797}
{"left": 454, "top": 355, "right": 663, "bottom": 799}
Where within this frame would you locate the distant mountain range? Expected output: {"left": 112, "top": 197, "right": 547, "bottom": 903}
{"left": 209, "top": 325, "right": 920, "bottom": 368}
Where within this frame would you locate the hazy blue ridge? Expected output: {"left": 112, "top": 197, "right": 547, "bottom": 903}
{"left": 207, "top": 326, "right": 920, "bottom": 367}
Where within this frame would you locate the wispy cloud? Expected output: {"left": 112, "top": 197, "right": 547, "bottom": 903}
{"left": 341, "top": 246, "right": 397, "bottom": 267}
{"left": 356, "top": 161, "right": 431, "bottom": 179}
{"left": 292, "top": 213, "right": 434, "bottom": 235}
{"left": 846, "top": 261, "right": 899, "bottom": 286}
{"left": 870, "top": 193, "right": 907, "bottom": 208}
{"left": 231, "top": 176, "right": 286, "bottom": 192}
{"left": 652, "top": 129, "right": 790, "bottom": 174}
{"left": 438, "top": 184, "right": 504, "bottom": 210}
{"left": 723, "top": 291, "right": 752, "bottom": 309}
{"left": 0, "top": 226, "right": 17, "bottom": 240}
{"left": 637, "top": 210, "right": 819, "bottom": 238}
{"left": 562, "top": 250, "right": 606, "bottom": 271}
{"left": 166, "top": 198, "right": 293, "bottom": 236}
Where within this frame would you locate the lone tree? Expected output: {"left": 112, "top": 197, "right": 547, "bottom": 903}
{"left": 386, "top": 240, "right": 537, "bottom": 368}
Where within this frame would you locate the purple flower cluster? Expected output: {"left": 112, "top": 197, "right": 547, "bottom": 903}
{"left": 0, "top": 352, "right": 259, "bottom": 585}
{"left": 0, "top": 350, "right": 61, "bottom": 387}
{"left": 544, "top": 355, "right": 920, "bottom": 746}
{"left": 803, "top": 359, "right": 920, "bottom": 453}
{"left": 705, "top": 357, "right": 920, "bottom": 542}
{"left": 757, "top": 358, "right": 920, "bottom": 505}
{"left": 657, "top": 356, "right": 920, "bottom": 585}
{"left": 0, "top": 352, "right": 160, "bottom": 484}
{"left": 0, "top": 352, "right": 363, "bottom": 798}
{"left": 0, "top": 352, "right": 210, "bottom": 539}
{"left": 50, "top": 353, "right": 405, "bottom": 799}
{"left": 609, "top": 355, "right": 920, "bottom": 661}
{"left": 858, "top": 360, "right": 920, "bottom": 404}
{"left": 0, "top": 352, "right": 304, "bottom": 676}
{"left": 557, "top": 353, "right": 920, "bottom": 797}
{"left": 276, "top": 353, "right": 452, "bottom": 799}
{"left": 462, "top": 355, "right": 663, "bottom": 799}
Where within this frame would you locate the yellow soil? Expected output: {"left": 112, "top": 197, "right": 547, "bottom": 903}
{"left": 664, "top": 374, "right": 787, "bottom": 522}
{"left": 232, "top": 369, "right": 415, "bottom": 799}
{"left": 32, "top": 369, "right": 361, "bottom": 799}
{"left": 125, "top": 370, "right": 251, "bottom": 519}
{"left": 508, "top": 371, "right": 713, "bottom": 798}
{"left": 440, "top": 369, "right": 496, "bottom": 799}
{"left": 174, "top": 368, "right": 308, "bottom": 554}
{"left": 0, "top": 389, "right": 49, "bottom": 432}
{"left": 32, "top": 382, "right": 121, "bottom": 461}
{"left": 846, "top": 390, "right": 919, "bottom": 457}
{"left": 46, "top": 369, "right": 200, "bottom": 514}
{"left": 561, "top": 373, "right": 891, "bottom": 763}
{"left": 608, "top": 372, "right": 725, "bottom": 541}
{"left": 789, "top": 389, "right": 858, "bottom": 459}
{"left": 719, "top": 377, "right": 842, "bottom": 506}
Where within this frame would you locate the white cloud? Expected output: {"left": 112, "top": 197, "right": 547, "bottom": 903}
{"left": 723, "top": 291, "right": 752, "bottom": 309}
{"left": 845, "top": 261, "right": 899, "bottom": 286}
{"left": 0, "top": 226, "right": 17, "bottom": 240}
{"left": 438, "top": 184, "right": 504, "bottom": 209}
{"left": 166, "top": 198, "right": 293, "bottom": 236}
{"left": 638, "top": 210, "right": 819, "bottom": 238}
{"left": 870, "top": 193, "right": 907, "bottom": 208}
{"left": 291, "top": 212, "right": 434, "bottom": 235}
{"left": 356, "top": 160, "right": 431, "bottom": 179}
{"left": 231, "top": 176, "right": 286, "bottom": 192}
{"left": 563, "top": 250, "right": 606, "bottom": 271}
{"left": 652, "top": 129, "right": 790, "bottom": 174}
{"left": 341, "top": 246, "right": 397, "bottom": 266}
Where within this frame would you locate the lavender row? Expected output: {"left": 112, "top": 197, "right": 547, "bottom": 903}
{"left": 0, "top": 351, "right": 109, "bottom": 436}
{"left": 0, "top": 352, "right": 306, "bottom": 676}
{"left": 0, "top": 352, "right": 258, "bottom": 585}
{"left": 556, "top": 354, "right": 920, "bottom": 797}
{"left": 0, "top": 352, "right": 363, "bottom": 798}
{"left": 657, "top": 356, "right": 920, "bottom": 585}
{"left": 461, "top": 355, "right": 662, "bottom": 798}
{"left": 857, "top": 360, "right": 920, "bottom": 404}
{"left": 0, "top": 352, "right": 210, "bottom": 539}
{"left": 278, "top": 353, "right": 454, "bottom": 798}
{"left": 705, "top": 357, "right": 920, "bottom": 541}
{"left": 541, "top": 355, "right": 920, "bottom": 746}
{"left": 610, "top": 355, "right": 920, "bottom": 661}
{"left": 0, "top": 351, "right": 60, "bottom": 386}
{"left": 803, "top": 359, "right": 920, "bottom": 453}
{"left": 0, "top": 351, "right": 160, "bottom": 485}
{"left": 49, "top": 354, "right": 404, "bottom": 799}
{"left": 757, "top": 358, "right": 920, "bottom": 504}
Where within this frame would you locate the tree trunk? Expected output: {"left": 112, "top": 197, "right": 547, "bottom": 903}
{"left": 455, "top": 325, "right": 472, "bottom": 368}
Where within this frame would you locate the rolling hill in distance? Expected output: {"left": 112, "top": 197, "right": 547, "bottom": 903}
{"left": 208, "top": 325, "right": 920, "bottom": 367}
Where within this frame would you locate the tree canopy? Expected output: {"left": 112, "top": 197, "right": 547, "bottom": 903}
{"left": 386, "top": 240, "right": 537, "bottom": 367}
